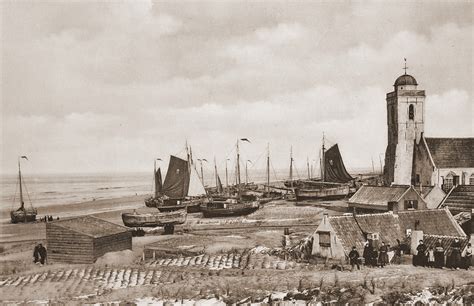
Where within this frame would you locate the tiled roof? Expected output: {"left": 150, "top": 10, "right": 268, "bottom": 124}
{"left": 453, "top": 211, "right": 471, "bottom": 225}
{"left": 51, "top": 216, "right": 128, "bottom": 238}
{"left": 397, "top": 209, "right": 466, "bottom": 237}
{"left": 325, "top": 209, "right": 465, "bottom": 256}
{"left": 420, "top": 235, "right": 469, "bottom": 258}
{"left": 424, "top": 137, "right": 474, "bottom": 168}
{"left": 441, "top": 185, "right": 474, "bottom": 214}
{"left": 348, "top": 185, "right": 410, "bottom": 206}
{"left": 413, "top": 186, "right": 434, "bottom": 198}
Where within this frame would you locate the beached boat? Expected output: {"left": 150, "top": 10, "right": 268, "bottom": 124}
{"left": 201, "top": 199, "right": 259, "bottom": 218}
{"left": 295, "top": 136, "right": 354, "bottom": 201}
{"left": 121, "top": 210, "right": 186, "bottom": 227}
{"left": 145, "top": 148, "right": 208, "bottom": 212}
{"left": 10, "top": 156, "right": 38, "bottom": 224}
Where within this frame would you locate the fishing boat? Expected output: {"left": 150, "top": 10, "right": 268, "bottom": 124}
{"left": 295, "top": 135, "right": 354, "bottom": 201}
{"left": 203, "top": 138, "right": 261, "bottom": 217}
{"left": 121, "top": 209, "right": 186, "bottom": 227}
{"left": 145, "top": 159, "right": 163, "bottom": 208}
{"left": 145, "top": 147, "right": 207, "bottom": 212}
{"left": 10, "top": 156, "right": 38, "bottom": 223}
{"left": 201, "top": 199, "right": 259, "bottom": 218}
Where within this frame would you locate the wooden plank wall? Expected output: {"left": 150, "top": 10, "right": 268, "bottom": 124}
{"left": 93, "top": 232, "right": 132, "bottom": 261}
{"left": 46, "top": 223, "right": 95, "bottom": 264}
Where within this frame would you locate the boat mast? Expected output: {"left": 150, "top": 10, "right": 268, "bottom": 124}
{"left": 289, "top": 146, "right": 293, "bottom": 188}
{"left": 307, "top": 157, "right": 310, "bottom": 179}
{"left": 225, "top": 158, "right": 229, "bottom": 193}
{"left": 266, "top": 143, "right": 270, "bottom": 192}
{"left": 236, "top": 140, "right": 241, "bottom": 192}
{"left": 214, "top": 157, "right": 218, "bottom": 189}
{"left": 18, "top": 158, "right": 24, "bottom": 210}
{"left": 321, "top": 133, "right": 325, "bottom": 182}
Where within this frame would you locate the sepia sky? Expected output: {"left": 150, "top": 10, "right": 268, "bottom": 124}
{"left": 1, "top": 1, "right": 473, "bottom": 175}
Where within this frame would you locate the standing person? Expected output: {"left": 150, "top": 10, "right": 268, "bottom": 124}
{"left": 378, "top": 242, "right": 389, "bottom": 268}
{"left": 363, "top": 241, "right": 372, "bottom": 267}
{"left": 415, "top": 240, "right": 427, "bottom": 267}
{"left": 349, "top": 246, "right": 360, "bottom": 271}
{"left": 33, "top": 243, "right": 40, "bottom": 264}
{"left": 450, "top": 238, "right": 462, "bottom": 270}
{"left": 427, "top": 247, "right": 435, "bottom": 268}
{"left": 38, "top": 243, "right": 47, "bottom": 265}
{"left": 371, "top": 246, "right": 378, "bottom": 267}
{"left": 434, "top": 238, "right": 445, "bottom": 268}
{"left": 462, "top": 243, "right": 472, "bottom": 270}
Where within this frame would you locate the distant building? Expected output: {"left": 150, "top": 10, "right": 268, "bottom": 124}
{"left": 383, "top": 72, "right": 474, "bottom": 189}
{"left": 46, "top": 216, "right": 132, "bottom": 264}
{"left": 348, "top": 185, "right": 426, "bottom": 213}
{"left": 312, "top": 208, "right": 466, "bottom": 260}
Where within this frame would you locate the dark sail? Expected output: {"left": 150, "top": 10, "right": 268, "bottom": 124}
{"left": 217, "top": 175, "right": 223, "bottom": 194}
{"left": 324, "top": 144, "right": 353, "bottom": 183}
{"left": 162, "top": 156, "right": 190, "bottom": 199}
{"left": 154, "top": 167, "right": 163, "bottom": 198}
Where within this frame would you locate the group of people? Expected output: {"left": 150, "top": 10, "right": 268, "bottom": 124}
{"left": 33, "top": 243, "right": 47, "bottom": 265}
{"left": 348, "top": 241, "right": 392, "bottom": 271}
{"left": 414, "top": 239, "right": 472, "bottom": 270}
{"left": 39, "top": 215, "right": 58, "bottom": 222}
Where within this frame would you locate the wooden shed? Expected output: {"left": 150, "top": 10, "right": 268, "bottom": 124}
{"left": 46, "top": 216, "right": 132, "bottom": 264}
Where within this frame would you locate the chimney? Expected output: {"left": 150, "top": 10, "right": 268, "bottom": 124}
{"left": 323, "top": 213, "right": 329, "bottom": 224}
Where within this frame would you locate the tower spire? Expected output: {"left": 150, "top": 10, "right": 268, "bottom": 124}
{"left": 403, "top": 58, "right": 408, "bottom": 75}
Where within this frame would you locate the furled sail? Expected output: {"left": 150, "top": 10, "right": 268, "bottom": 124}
{"left": 217, "top": 175, "right": 223, "bottom": 194}
{"left": 154, "top": 167, "right": 163, "bottom": 198}
{"left": 324, "top": 144, "right": 353, "bottom": 183}
{"left": 188, "top": 163, "right": 206, "bottom": 197}
{"left": 162, "top": 156, "right": 190, "bottom": 198}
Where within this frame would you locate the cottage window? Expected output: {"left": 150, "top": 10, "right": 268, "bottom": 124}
{"left": 470, "top": 174, "right": 474, "bottom": 185}
{"left": 404, "top": 200, "right": 418, "bottom": 210}
{"left": 319, "top": 232, "right": 331, "bottom": 247}
{"left": 408, "top": 104, "right": 414, "bottom": 120}
{"left": 443, "top": 176, "right": 453, "bottom": 191}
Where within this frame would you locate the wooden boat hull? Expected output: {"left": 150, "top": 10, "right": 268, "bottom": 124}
{"left": 156, "top": 199, "right": 203, "bottom": 213}
{"left": 201, "top": 201, "right": 259, "bottom": 218}
{"left": 295, "top": 185, "right": 350, "bottom": 200}
{"left": 121, "top": 210, "right": 186, "bottom": 227}
{"left": 10, "top": 208, "right": 38, "bottom": 223}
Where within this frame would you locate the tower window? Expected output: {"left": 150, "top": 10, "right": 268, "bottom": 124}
{"left": 408, "top": 104, "right": 414, "bottom": 120}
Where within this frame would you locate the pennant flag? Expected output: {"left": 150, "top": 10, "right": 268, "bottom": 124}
{"left": 21, "top": 156, "right": 28, "bottom": 160}
{"left": 240, "top": 138, "right": 251, "bottom": 143}
{"left": 156, "top": 158, "right": 162, "bottom": 161}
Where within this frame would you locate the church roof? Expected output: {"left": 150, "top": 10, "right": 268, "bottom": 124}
{"left": 424, "top": 137, "right": 474, "bottom": 168}
{"left": 394, "top": 74, "right": 418, "bottom": 86}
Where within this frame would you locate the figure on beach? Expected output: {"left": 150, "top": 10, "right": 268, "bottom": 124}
{"left": 463, "top": 243, "right": 472, "bottom": 270}
{"left": 33, "top": 243, "right": 47, "bottom": 265}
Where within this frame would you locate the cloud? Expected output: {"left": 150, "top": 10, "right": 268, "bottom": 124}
{"left": 1, "top": 2, "right": 472, "bottom": 174}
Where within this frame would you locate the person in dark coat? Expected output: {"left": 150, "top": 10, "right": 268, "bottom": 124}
{"left": 363, "top": 241, "right": 372, "bottom": 266}
{"left": 371, "top": 246, "right": 378, "bottom": 267}
{"left": 378, "top": 242, "right": 389, "bottom": 268}
{"left": 449, "top": 238, "right": 462, "bottom": 270}
{"left": 434, "top": 238, "right": 445, "bottom": 268}
{"left": 33, "top": 243, "right": 40, "bottom": 264}
{"left": 38, "top": 243, "right": 47, "bottom": 265}
{"left": 349, "top": 246, "right": 360, "bottom": 271}
{"left": 414, "top": 240, "right": 427, "bottom": 267}
{"left": 463, "top": 243, "right": 472, "bottom": 270}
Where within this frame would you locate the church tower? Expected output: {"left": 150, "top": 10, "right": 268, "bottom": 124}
{"left": 384, "top": 66, "right": 425, "bottom": 185}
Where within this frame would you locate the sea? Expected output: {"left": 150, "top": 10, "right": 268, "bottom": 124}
{"left": 1, "top": 169, "right": 298, "bottom": 210}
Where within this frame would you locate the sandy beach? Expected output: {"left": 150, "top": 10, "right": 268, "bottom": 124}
{"left": 0, "top": 195, "right": 147, "bottom": 244}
